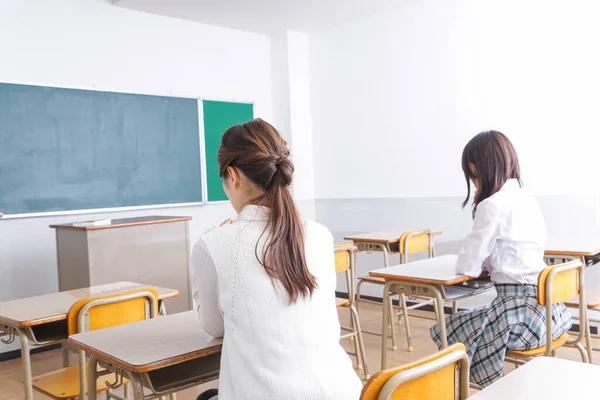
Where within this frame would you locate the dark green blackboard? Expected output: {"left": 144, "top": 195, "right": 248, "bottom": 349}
{"left": 0, "top": 83, "right": 202, "bottom": 215}
{"left": 202, "top": 100, "right": 254, "bottom": 202}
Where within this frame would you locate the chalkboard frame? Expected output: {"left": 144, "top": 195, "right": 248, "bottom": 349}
{"left": 0, "top": 81, "right": 206, "bottom": 219}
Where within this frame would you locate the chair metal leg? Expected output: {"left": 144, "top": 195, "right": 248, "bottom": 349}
{"left": 399, "top": 293, "right": 413, "bottom": 352}
{"left": 584, "top": 308, "right": 594, "bottom": 363}
{"left": 387, "top": 293, "right": 397, "bottom": 351}
{"left": 79, "top": 350, "right": 87, "bottom": 400}
{"left": 396, "top": 295, "right": 403, "bottom": 325}
{"left": 88, "top": 356, "right": 99, "bottom": 400}
{"left": 17, "top": 329, "right": 34, "bottom": 400}
{"left": 433, "top": 290, "right": 448, "bottom": 348}
{"left": 355, "top": 279, "right": 365, "bottom": 315}
{"left": 350, "top": 305, "right": 370, "bottom": 379}
{"left": 62, "top": 344, "right": 70, "bottom": 368}
{"left": 574, "top": 342, "right": 590, "bottom": 363}
{"left": 348, "top": 301, "right": 356, "bottom": 342}
{"left": 381, "top": 285, "right": 390, "bottom": 370}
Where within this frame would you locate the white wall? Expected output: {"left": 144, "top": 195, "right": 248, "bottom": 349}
{"left": 287, "top": 31, "right": 316, "bottom": 218}
{"left": 0, "top": 0, "right": 273, "bottom": 352}
{"left": 309, "top": 0, "right": 600, "bottom": 299}
{"left": 310, "top": 0, "right": 600, "bottom": 200}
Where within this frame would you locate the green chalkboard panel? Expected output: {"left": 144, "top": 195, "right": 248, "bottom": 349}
{"left": 0, "top": 83, "right": 202, "bottom": 215}
{"left": 202, "top": 100, "right": 254, "bottom": 202}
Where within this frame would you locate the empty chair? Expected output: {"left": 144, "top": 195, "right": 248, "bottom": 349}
{"left": 32, "top": 288, "right": 159, "bottom": 400}
{"left": 361, "top": 343, "right": 469, "bottom": 400}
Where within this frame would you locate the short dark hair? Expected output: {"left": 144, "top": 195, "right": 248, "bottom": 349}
{"left": 461, "top": 130, "right": 522, "bottom": 217}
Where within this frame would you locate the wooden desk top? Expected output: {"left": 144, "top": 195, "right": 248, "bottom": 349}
{"left": 470, "top": 357, "right": 600, "bottom": 399}
{"left": 369, "top": 255, "right": 472, "bottom": 285}
{"left": 50, "top": 215, "right": 192, "bottom": 231}
{"left": 545, "top": 236, "right": 600, "bottom": 257}
{"left": 0, "top": 282, "right": 179, "bottom": 328}
{"left": 344, "top": 229, "right": 442, "bottom": 244}
{"left": 69, "top": 311, "right": 222, "bottom": 374}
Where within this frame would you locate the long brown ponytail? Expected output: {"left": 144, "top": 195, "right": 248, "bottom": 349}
{"left": 217, "top": 118, "right": 317, "bottom": 303}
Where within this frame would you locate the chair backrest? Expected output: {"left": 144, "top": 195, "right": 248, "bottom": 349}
{"left": 361, "top": 343, "right": 469, "bottom": 400}
{"left": 399, "top": 230, "right": 433, "bottom": 259}
{"left": 536, "top": 259, "right": 584, "bottom": 356}
{"left": 537, "top": 260, "right": 582, "bottom": 306}
{"left": 67, "top": 288, "right": 159, "bottom": 335}
{"left": 334, "top": 244, "right": 355, "bottom": 273}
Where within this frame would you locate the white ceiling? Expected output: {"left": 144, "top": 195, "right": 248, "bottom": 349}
{"left": 115, "top": 0, "right": 410, "bottom": 35}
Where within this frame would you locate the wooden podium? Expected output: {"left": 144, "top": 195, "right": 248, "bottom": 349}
{"left": 51, "top": 216, "right": 192, "bottom": 313}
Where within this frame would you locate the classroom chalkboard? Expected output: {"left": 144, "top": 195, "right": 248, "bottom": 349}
{"left": 0, "top": 83, "right": 202, "bottom": 215}
{"left": 202, "top": 100, "right": 254, "bottom": 201}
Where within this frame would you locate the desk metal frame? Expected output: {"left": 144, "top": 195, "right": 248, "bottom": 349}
{"left": 380, "top": 279, "right": 493, "bottom": 370}
{"left": 87, "top": 355, "right": 219, "bottom": 400}
{"left": 0, "top": 302, "right": 168, "bottom": 400}
{"left": 351, "top": 231, "right": 438, "bottom": 352}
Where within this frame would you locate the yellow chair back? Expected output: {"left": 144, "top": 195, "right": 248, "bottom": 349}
{"left": 334, "top": 244, "right": 355, "bottom": 273}
{"left": 67, "top": 288, "right": 158, "bottom": 335}
{"left": 537, "top": 260, "right": 581, "bottom": 306}
{"left": 399, "top": 230, "right": 432, "bottom": 255}
{"left": 361, "top": 343, "right": 467, "bottom": 400}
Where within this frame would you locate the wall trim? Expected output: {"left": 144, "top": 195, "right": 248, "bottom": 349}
{"left": 0, "top": 344, "right": 61, "bottom": 362}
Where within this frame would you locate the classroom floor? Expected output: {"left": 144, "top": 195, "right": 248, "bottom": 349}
{"left": 0, "top": 302, "right": 594, "bottom": 399}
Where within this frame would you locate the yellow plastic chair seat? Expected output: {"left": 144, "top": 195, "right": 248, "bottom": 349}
{"left": 506, "top": 333, "right": 570, "bottom": 358}
{"left": 358, "top": 275, "right": 386, "bottom": 284}
{"left": 32, "top": 364, "right": 129, "bottom": 400}
{"left": 336, "top": 298, "right": 350, "bottom": 307}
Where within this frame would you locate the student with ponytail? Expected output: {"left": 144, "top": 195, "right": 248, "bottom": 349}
{"left": 191, "top": 119, "right": 362, "bottom": 400}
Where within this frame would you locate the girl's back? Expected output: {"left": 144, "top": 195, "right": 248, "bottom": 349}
{"left": 200, "top": 208, "right": 361, "bottom": 399}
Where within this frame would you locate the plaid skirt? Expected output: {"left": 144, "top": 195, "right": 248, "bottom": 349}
{"left": 430, "top": 284, "right": 571, "bottom": 387}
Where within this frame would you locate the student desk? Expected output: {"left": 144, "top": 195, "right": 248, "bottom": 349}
{"left": 344, "top": 230, "right": 442, "bottom": 267}
{"left": 470, "top": 356, "right": 600, "bottom": 399}
{"left": 0, "top": 281, "right": 179, "bottom": 400}
{"left": 344, "top": 229, "right": 443, "bottom": 347}
{"left": 69, "top": 311, "right": 222, "bottom": 400}
{"left": 545, "top": 236, "right": 600, "bottom": 264}
{"left": 369, "top": 255, "right": 494, "bottom": 369}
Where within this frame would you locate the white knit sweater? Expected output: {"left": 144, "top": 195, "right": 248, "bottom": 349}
{"left": 191, "top": 205, "right": 362, "bottom": 400}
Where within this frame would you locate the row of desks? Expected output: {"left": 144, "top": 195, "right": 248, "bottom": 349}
{"left": 0, "top": 282, "right": 220, "bottom": 400}
{"left": 2, "top": 229, "right": 599, "bottom": 399}
{"left": 346, "top": 229, "right": 600, "bottom": 373}
{"left": 345, "top": 229, "right": 600, "bottom": 262}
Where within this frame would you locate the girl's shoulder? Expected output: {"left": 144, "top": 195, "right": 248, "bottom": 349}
{"left": 303, "top": 219, "right": 334, "bottom": 241}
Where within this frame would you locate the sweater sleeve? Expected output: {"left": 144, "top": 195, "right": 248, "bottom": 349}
{"left": 191, "top": 240, "right": 224, "bottom": 338}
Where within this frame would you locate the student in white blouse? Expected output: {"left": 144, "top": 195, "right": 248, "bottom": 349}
{"left": 430, "top": 131, "right": 571, "bottom": 388}
{"left": 191, "top": 119, "right": 362, "bottom": 400}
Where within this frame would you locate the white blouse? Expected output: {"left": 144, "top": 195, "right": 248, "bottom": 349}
{"left": 456, "top": 179, "right": 548, "bottom": 284}
{"left": 191, "top": 205, "right": 362, "bottom": 400}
